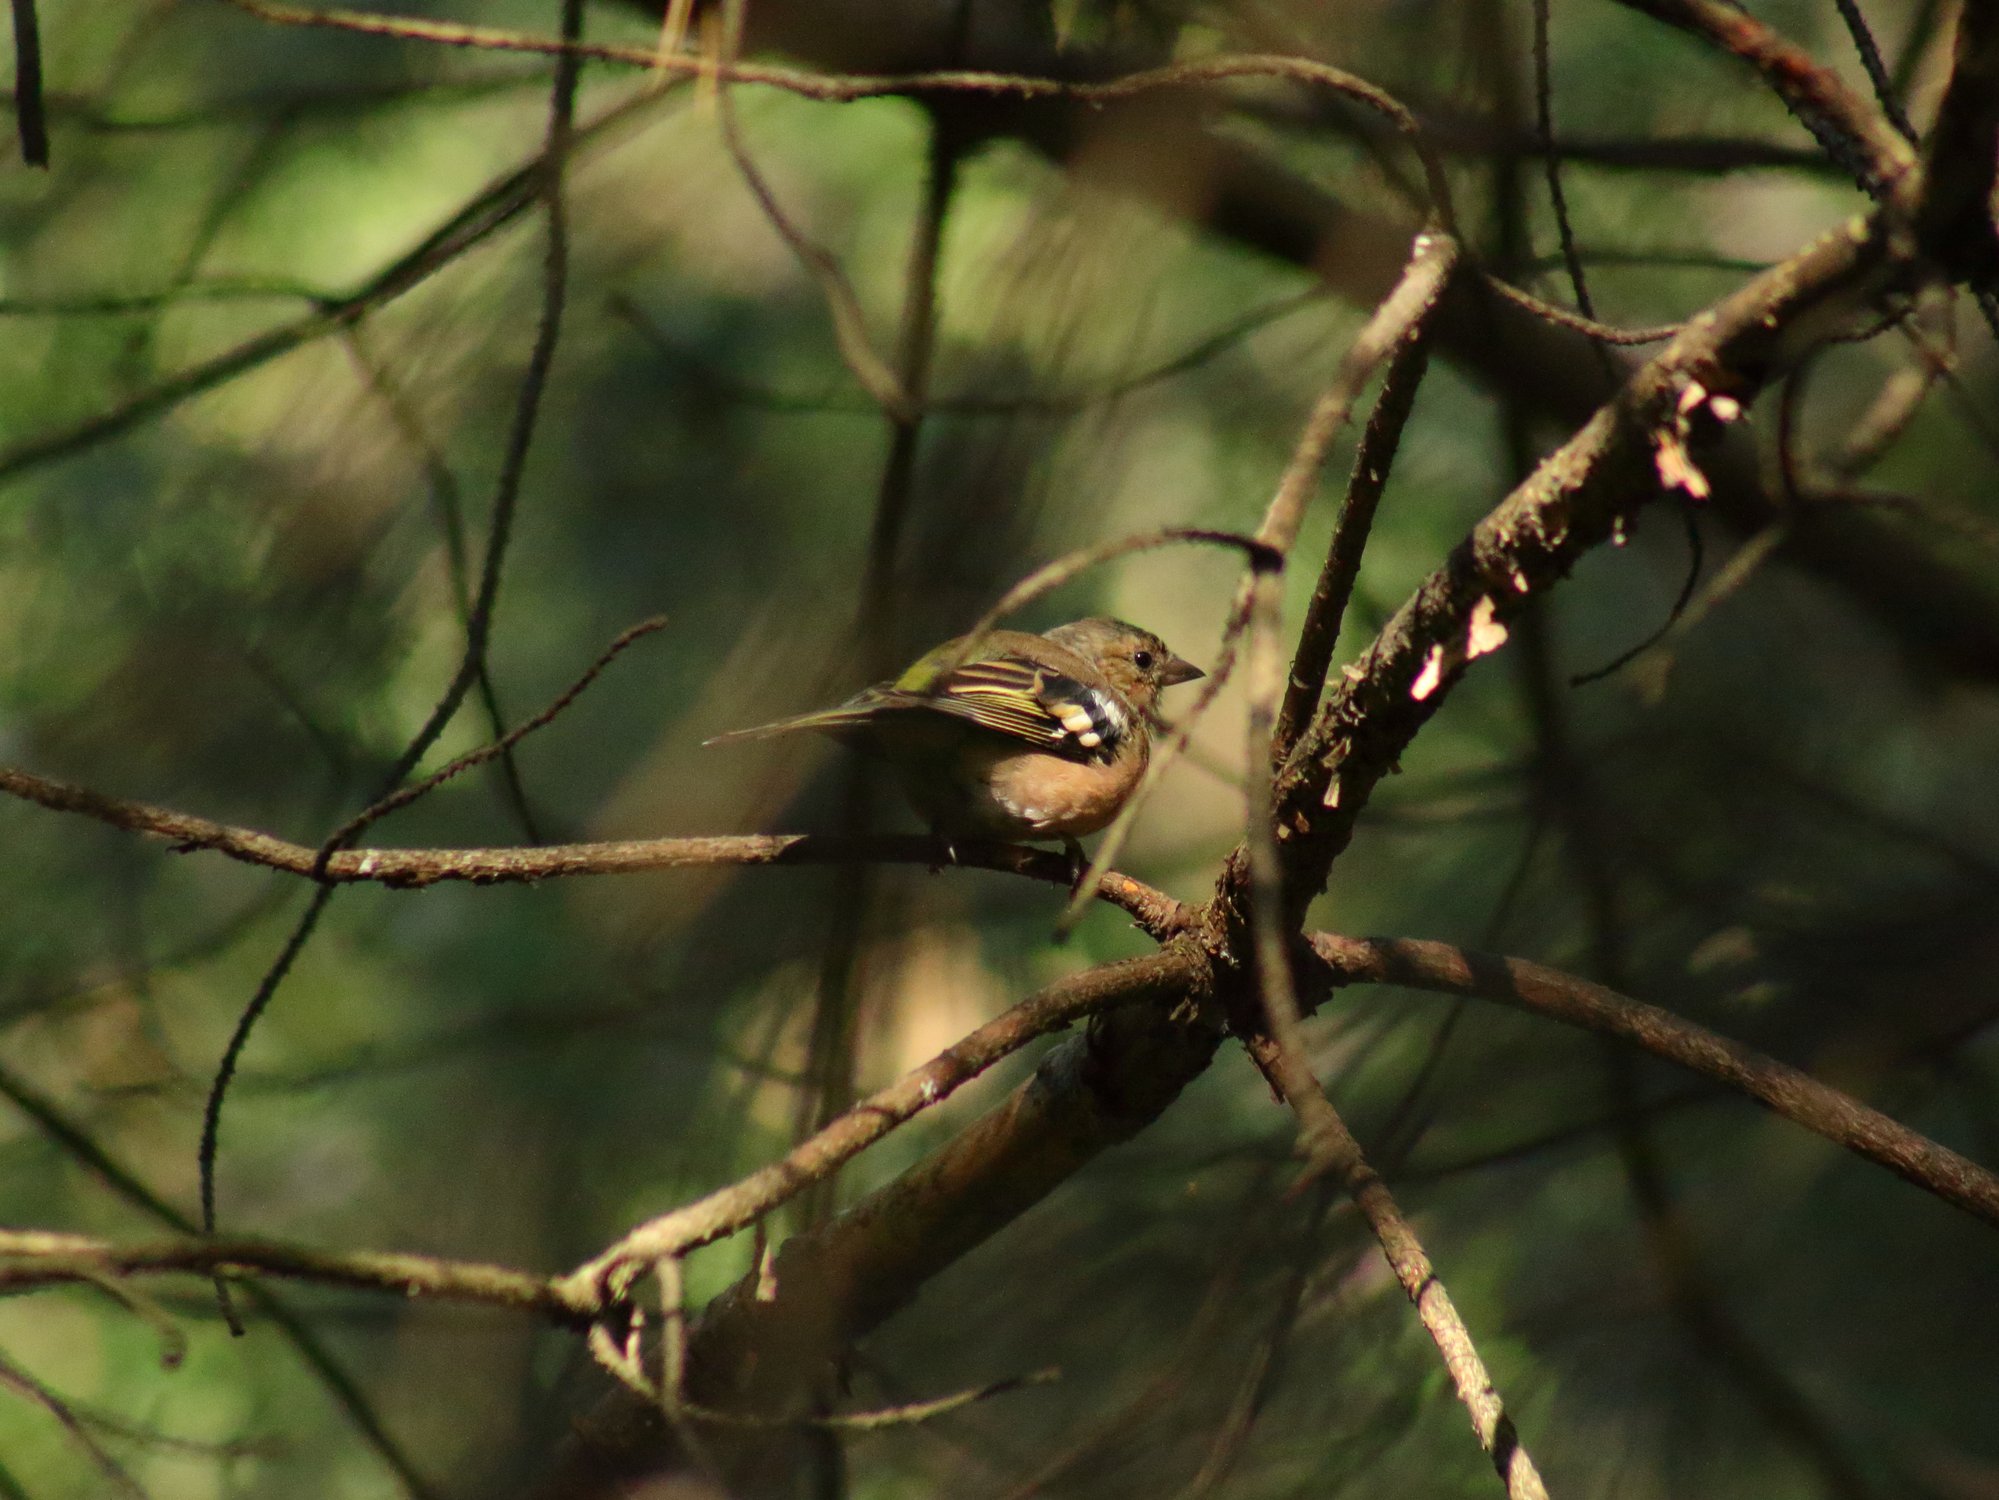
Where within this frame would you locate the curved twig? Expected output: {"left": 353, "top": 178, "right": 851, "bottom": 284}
{"left": 1313, "top": 932, "right": 1999, "bottom": 1231}
{"left": 218, "top": 2, "right": 1459, "bottom": 226}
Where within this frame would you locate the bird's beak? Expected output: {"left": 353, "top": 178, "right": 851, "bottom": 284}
{"left": 1160, "top": 655, "right": 1205, "bottom": 687}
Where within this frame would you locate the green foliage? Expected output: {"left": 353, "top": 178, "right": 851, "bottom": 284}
{"left": 1, "top": 1, "right": 1996, "bottom": 1497}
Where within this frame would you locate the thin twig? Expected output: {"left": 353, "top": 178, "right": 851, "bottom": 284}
{"left": 1613, "top": 0, "right": 1916, "bottom": 200}
{"left": 1532, "top": 0, "right": 1598, "bottom": 324}
{"left": 219, "top": 3, "right": 1459, "bottom": 224}
{"left": 967, "top": 530, "right": 1280, "bottom": 643}
{"left": 0, "top": 1354, "right": 147, "bottom": 1500}
{"left": 0, "top": 766, "right": 1189, "bottom": 934}
{"left": 68, "top": 1262, "right": 189, "bottom": 1370}
{"left": 1275, "top": 328, "right": 1432, "bottom": 757}
{"left": 197, "top": 0, "right": 588, "bottom": 1268}
{"left": 357, "top": 0, "right": 582, "bottom": 823}
{"left": 1482, "top": 277, "right": 1679, "bottom": 344}
{"left": 614, "top": 285, "right": 1330, "bottom": 417}
{"left": 1564, "top": 506, "right": 1706, "bottom": 688}
{"left": 1831, "top": 0, "right": 1918, "bottom": 142}
{"left": 903, "top": 527, "right": 1279, "bottom": 690}
{"left": 716, "top": 85, "right": 911, "bottom": 418}
{"left": 1243, "top": 1039, "right": 1549, "bottom": 1500}
{"left": 1060, "top": 229, "right": 1460, "bottom": 933}
{"left": 338, "top": 326, "right": 544, "bottom": 841}
{"left": 8, "top": 0, "right": 47, "bottom": 166}
{"left": 198, "top": 881, "right": 335, "bottom": 1326}
{"left": 319, "top": 617, "right": 668, "bottom": 852}
{"left": 0, "top": 85, "right": 673, "bottom": 492}
{"left": 0, "top": 1061, "right": 438, "bottom": 1498}
{"left": 0, "top": 1230, "right": 594, "bottom": 1320}
{"left": 687, "top": 1369, "right": 1061, "bottom": 1430}
{"left": 0, "top": 278, "right": 332, "bottom": 314}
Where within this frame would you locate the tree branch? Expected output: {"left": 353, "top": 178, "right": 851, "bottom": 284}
{"left": 1611, "top": 0, "right": 1915, "bottom": 199}
{"left": 1245, "top": 1037, "right": 1548, "bottom": 1500}
{"left": 0, "top": 766, "right": 1188, "bottom": 936}
{"left": 563, "top": 948, "right": 1199, "bottom": 1301}
{"left": 1312, "top": 932, "right": 1999, "bottom": 1231}
{"left": 1269, "top": 207, "right": 1906, "bottom": 912}
{"left": 1914, "top": 1, "right": 1999, "bottom": 282}
{"left": 0, "top": 1229, "right": 593, "bottom": 1322}
{"left": 533, "top": 950, "right": 1225, "bottom": 1495}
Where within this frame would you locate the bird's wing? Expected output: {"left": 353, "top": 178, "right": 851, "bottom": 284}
{"left": 917, "top": 653, "right": 1129, "bottom": 758}
{"left": 706, "top": 644, "right": 1129, "bottom": 758}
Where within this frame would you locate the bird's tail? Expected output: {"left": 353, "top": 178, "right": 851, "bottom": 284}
{"left": 702, "top": 703, "right": 879, "bottom": 747}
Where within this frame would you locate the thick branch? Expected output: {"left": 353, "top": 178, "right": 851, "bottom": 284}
{"left": 1270, "top": 211, "right": 1905, "bottom": 910}
{"left": 1915, "top": 2, "right": 1999, "bottom": 280}
{"left": 534, "top": 947, "right": 1224, "bottom": 1496}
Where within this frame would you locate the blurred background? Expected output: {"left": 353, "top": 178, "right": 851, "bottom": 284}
{"left": 2, "top": 0, "right": 1998, "bottom": 1496}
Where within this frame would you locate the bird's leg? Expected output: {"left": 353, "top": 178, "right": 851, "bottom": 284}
{"left": 928, "top": 824, "right": 958, "bottom": 875}
{"left": 1062, "top": 837, "right": 1086, "bottom": 894}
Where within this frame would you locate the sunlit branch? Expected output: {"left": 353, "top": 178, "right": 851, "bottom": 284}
{"left": 0, "top": 1229, "right": 593, "bottom": 1321}
{"left": 0, "top": 766, "right": 1188, "bottom": 937}
{"left": 564, "top": 949, "right": 1198, "bottom": 1299}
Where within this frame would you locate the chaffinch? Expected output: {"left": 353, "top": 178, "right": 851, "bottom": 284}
{"left": 710, "top": 617, "right": 1204, "bottom": 859}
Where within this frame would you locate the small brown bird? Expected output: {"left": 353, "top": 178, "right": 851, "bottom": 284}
{"left": 708, "top": 617, "right": 1204, "bottom": 860}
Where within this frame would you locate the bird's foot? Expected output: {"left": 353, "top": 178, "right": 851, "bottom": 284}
{"left": 928, "top": 829, "right": 959, "bottom": 874}
{"left": 1063, "top": 838, "right": 1086, "bottom": 894}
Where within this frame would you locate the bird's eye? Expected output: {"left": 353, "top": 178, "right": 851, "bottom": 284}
{"left": 1133, "top": 650, "right": 1155, "bottom": 671}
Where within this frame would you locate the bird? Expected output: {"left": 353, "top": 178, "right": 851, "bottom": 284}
{"left": 707, "top": 617, "right": 1204, "bottom": 867}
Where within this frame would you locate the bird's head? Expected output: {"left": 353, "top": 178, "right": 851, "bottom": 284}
{"left": 1044, "top": 617, "right": 1204, "bottom": 716}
